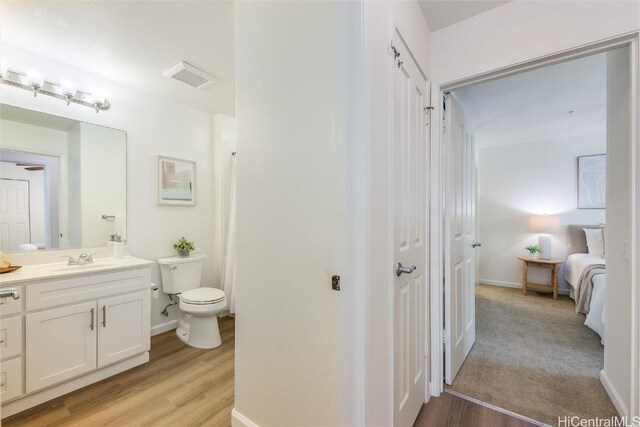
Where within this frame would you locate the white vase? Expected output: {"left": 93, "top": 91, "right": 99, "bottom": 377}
{"left": 530, "top": 253, "right": 538, "bottom": 260}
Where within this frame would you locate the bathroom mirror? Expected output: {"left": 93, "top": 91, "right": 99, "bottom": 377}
{"left": 0, "top": 104, "right": 126, "bottom": 252}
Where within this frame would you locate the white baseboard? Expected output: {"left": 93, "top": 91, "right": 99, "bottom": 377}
{"left": 600, "top": 369, "right": 628, "bottom": 417}
{"left": 479, "top": 279, "right": 570, "bottom": 296}
{"left": 151, "top": 319, "right": 178, "bottom": 336}
{"left": 232, "top": 408, "right": 259, "bottom": 427}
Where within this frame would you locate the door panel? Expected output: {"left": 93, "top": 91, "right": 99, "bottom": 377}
{"left": 26, "top": 301, "right": 97, "bottom": 393}
{"left": 98, "top": 290, "right": 150, "bottom": 367}
{"left": 393, "top": 30, "right": 429, "bottom": 427}
{"left": 0, "top": 179, "right": 31, "bottom": 252}
{"left": 444, "top": 94, "right": 477, "bottom": 385}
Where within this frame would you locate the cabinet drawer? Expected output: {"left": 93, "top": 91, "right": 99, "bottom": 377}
{"left": 1, "top": 357, "right": 23, "bottom": 402}
{"left": 26, "top": 268, "right": 151, "bottom": 311}
{"left": 0, "top": 316, "right": 23, "bottom": 360}
{"left": 0, "top": 286, "right": 23, "bottom": 317}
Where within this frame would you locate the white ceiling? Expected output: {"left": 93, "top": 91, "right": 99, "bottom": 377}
{"left": 453, "top": 52, "right": 606, "bottom": 148}
{"left": 0, "top": 1, "right": 235, "bottom": 115}
{"left": 419, "top": 1, "right": 511, "bottom": 31}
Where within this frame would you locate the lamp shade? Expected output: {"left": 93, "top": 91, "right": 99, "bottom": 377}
{"left": 529, "top": 215, "right": 560, "bottom": 234}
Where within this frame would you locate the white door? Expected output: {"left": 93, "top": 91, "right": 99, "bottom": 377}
{"left": 98, "top": 291, "right": 150, "bottom": 367}
{"left": 444, "top": 94, "right": 477, "bottom": 385}
{"left": 0, "top": 179, "right": 31, "bottom": 252}
{"left": 26, "top": 301, "right": 97, "bottom": 393}
{"left": 392, "top": 30, "right": 429, "bottom": 427}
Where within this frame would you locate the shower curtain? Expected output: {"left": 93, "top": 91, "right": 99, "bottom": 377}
{"left": 222, "top": 155, "right": 236, "bottom": 314}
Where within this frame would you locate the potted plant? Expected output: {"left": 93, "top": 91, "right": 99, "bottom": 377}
{"left": 174, "top": 237, "right": 195, "bottom": 257}
{"left": 525, "top": 244, "right": 541, "bottom": 260}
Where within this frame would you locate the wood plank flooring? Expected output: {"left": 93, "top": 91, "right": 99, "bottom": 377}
{"left": 3, "top": 317, "right": 235, "bottom": 427}
{"left": 414, "top": 392, "right": 538, "bottom": 427}
{"left": 6, "top": 316, "right": 537, "bottom": 427}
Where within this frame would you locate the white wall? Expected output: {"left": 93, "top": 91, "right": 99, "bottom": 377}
{"left": 234, "top": 1, "right": 357, "bottom": 425}
{"left": 477, "top": 134, "right": 606, "bottom": 293}
{"left": 77, "top": 122, "right": 126, "bottom": 247}
{"left": 365, "top": 1, "right": 431, "bottom": 425}
{"left": 431, "top": 1, "right": 640, "bottom": 85}
{"left": 0, "top": 44, "right": 217, "bottom": 331}
{"left": 603, "top": 46, "right": 632, "bottom": 416}
{"left": 67, "top": 123, "right": 82, "bottom": 247}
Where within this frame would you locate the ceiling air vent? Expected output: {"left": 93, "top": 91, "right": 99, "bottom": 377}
{"left": 162, "top": 61, "right": 218, "bottom": 89}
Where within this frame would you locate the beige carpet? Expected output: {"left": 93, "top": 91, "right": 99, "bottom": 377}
{"left": 448, "top": 284, "right": 618, "bottom": 426}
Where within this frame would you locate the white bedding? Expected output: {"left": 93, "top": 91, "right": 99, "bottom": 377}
{"left": 564, "top": 253, "right": 606, "bottom": 290}
{"left": 585, "top": 274, "right": 605, "bottom": 343}
{"left": 564, "top": 253, "right": 606, "bottom": 343}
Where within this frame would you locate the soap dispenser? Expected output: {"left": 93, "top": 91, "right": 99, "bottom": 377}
{"left": 113, "top": 234, "right": 124, "bottom": 259}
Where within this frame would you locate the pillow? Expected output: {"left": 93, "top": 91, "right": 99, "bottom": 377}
{"left": 583, "top": 228, "right": 605, "bottom": 258}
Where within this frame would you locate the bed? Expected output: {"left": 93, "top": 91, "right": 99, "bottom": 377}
{"left": 564, "top": 225, "right": 606, "bottom": 342}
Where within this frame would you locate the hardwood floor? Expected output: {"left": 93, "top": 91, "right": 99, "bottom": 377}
{"left": 3, "top": 317, "right": 235, "bottom": 427}
{"left": 414, "top": 392, "right": 538, "bottom": 427}
{"left": 6, "top": 317, "right": 537, "bottom": 427}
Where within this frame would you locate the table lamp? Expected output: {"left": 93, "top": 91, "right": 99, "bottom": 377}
{"left": 529, "top": 215, "right": 560, "bottom": 260}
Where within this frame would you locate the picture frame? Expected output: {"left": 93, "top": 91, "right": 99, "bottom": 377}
{"left": 578, "top": 154, "right": 606, "bottom": 209}
{"left": 156, "top": 155, "right": 196, "bottom": 206}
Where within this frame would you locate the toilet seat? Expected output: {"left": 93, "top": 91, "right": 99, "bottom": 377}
{"left": 180, "top": 287, "right": 225, "bottom": 305}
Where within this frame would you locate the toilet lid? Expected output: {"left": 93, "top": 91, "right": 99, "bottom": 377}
{"left": 180, "top": 287, "right": 225, "bottom": 305}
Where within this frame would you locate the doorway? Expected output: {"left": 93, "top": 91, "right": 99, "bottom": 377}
{"left": 434, "top": 40, "right": 639, "bottom": 425}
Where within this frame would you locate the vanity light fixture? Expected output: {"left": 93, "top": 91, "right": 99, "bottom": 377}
{"left": 0, "top": 68, "right": 110, "bottom": 113}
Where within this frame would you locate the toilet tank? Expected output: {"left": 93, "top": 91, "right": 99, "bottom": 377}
{"left": 157, "top": 254, "right": 207, "bottom": 294}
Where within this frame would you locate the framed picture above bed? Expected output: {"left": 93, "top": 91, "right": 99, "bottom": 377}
{"left": 578, "top": 154, "right": 606, "bottom": 209}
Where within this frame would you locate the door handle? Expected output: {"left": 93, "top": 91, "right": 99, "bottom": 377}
{"left": 396, "top": 263, "right": 417, "bottom": 277}
{"left": 90, "top": 308, "right": 95, "bottom": 331}
{"left": 472, "top": 242, "right": 482, "bottom": 248}
{"left": 0, "top": 288, "right": 20, "bottom": 300}
{"left": 102, "top": 306, "right": 106, "bottom": 327}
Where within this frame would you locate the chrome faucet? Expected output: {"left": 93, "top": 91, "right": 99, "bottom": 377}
{"left": 62, "top": 253, "right": 97, "bottom": 266}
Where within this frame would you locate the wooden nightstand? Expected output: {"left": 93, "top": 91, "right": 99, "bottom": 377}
{"left": 517, "top": 256, "right": 564, "bottom": 300}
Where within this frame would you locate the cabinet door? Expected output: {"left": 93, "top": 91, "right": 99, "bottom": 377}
{"left": 98, "top": 291, "right": 150, "bottom": 368}
{"left": 26, "top": 301, "right": 97, "bottom": 393}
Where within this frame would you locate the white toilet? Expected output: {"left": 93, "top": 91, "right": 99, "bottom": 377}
{"left": 157, "top": 254, "right": 226, "bottom": 349}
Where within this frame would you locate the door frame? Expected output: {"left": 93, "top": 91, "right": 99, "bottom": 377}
{"left": 428, "top": 31, "right": 640, "bottom": 420}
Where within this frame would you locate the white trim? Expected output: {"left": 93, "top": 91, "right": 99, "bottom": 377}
{"left": 630, "top": 35, "right": 640, "bottom": 420}
{"left": 600, "top": 369, "right": 628, "bottom": 417}
{"left": 1, "top": 352, "right": 148, "bottom": 419}
{"left": 151, "top": 319, "right": 178, "bottom": 336}
{"left": 444, "top": 389, "right": 549, "bottom": 427}
{"left": 428, "top": 81, "right": 444, "bottom": 398}
{"left": 479, "top": 279, "right": 570, "bottom": 296}
{"left": 231, "top": 408, "right": 259, "bottom": 427}
{"left": 430, "top": 32, "right": 640, "bottom": 412}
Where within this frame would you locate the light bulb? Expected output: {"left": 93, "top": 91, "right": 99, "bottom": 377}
{"left": 92, "top": 89, "right": 106, "bottom": 104}
{"left": 61, "top": 80, "right": 76, "bottom": 96}
{"left": 27, "top": 70, "right": 44, "bottom": 87}
{"left": 6, "top": 68, "right": 28, "bottom": 85}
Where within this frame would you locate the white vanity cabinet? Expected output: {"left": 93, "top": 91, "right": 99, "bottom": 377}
{"left": 1, "top": 286, "right": 24, "bottom": 403}
{"left": 26, "top": 301, "right": 98, "bottom": 392}
{"left": 97, "top": 291, "right": 150, "bottom": 368}
{"left": 0, "top": 258, "right": 152, "bottom": 418}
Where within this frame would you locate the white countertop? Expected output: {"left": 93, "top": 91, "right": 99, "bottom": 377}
{"left": 0, "top": 256, "right": 153, "bottom": 286}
